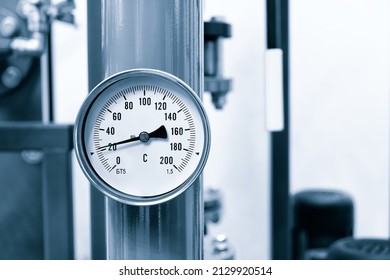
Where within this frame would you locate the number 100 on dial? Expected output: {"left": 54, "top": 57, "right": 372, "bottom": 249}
{"left": 74, "top": 69, "right": 210, "bottom": 205}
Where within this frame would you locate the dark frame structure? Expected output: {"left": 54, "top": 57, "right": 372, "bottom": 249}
{"left": 266, "top": 0, "right": 291, "bottom": 259}
{"left": 0, "top": 123, "right": 74, "bottom": 259}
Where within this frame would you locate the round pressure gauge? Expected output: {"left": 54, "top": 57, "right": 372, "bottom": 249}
{"left": 74, "top": 69, "right": 210, "bottom": 205}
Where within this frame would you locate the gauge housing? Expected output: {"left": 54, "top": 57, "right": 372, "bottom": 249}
{"left": 74, "top": 69, "right": 210, "bottom": 206}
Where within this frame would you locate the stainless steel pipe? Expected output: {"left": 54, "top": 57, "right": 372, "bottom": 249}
{"left": 87, "top": 0, "right": 203, "bottom": 259}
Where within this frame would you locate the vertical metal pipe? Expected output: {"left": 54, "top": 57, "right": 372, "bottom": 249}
{"left": 87, "top": 0, "right": 203, "bottom": 259}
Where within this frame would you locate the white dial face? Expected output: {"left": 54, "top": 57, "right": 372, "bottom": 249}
{"left": 78, "top": 71, "right": 209, "bottom": 203}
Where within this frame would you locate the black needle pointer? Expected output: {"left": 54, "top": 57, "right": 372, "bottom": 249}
{"left": 97, "top": 125, "right": 168, "bottom": 151}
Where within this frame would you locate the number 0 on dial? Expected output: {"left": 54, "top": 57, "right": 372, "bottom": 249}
{"left": 74, "top": 69, "right": 210, "bottom": 205}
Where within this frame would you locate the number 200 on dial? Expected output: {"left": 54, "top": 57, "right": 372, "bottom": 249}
{"left": 74, "top": 69, "right": 210, "bottom": 205}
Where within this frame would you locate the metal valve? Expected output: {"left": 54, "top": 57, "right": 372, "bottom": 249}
{"left": 10, "top": 0, "right": 76, "bottom": 56}
{"left": 203, "top": 187, "right": 235, "bottom": 260}
{"left": 46, "top": 0, "right": 76, "bottom": 25}
{"left": 0, "top": 7, "right": 32, "bottom": 96}
{"left": 204, "top": 17, "right": 232, "bottom": 109}
{"left": 0, "top": 0, "right": 75, "bottom": 97}
{"left": 204, "top": 186, "right": 223, "bottom": 235}
{"left": 205, "top": 234, "right": 236, "bottom": 260}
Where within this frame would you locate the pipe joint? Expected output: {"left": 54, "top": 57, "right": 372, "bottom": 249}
{"left": 10, "top": 31, "right": 44, "bottom": 56}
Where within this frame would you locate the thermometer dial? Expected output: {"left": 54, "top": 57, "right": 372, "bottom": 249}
{"left": 74, "top": 69, "right": 210, "bottom": 205}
